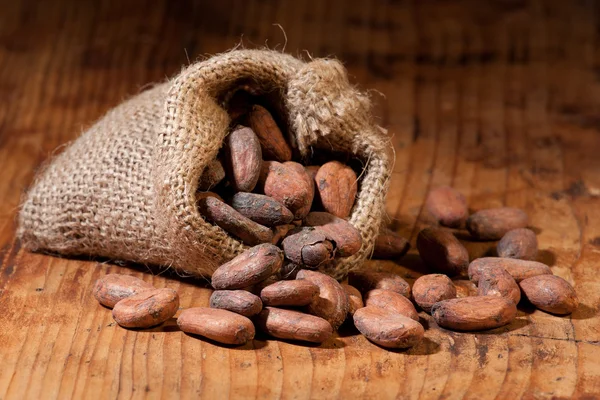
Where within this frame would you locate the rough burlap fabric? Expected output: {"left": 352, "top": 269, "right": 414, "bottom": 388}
{"left": 18, "top": 49, "right": 392, "bottom": 280}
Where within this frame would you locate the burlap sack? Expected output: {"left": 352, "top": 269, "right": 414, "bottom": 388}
{"left": 17, "top": 49, "right": 391, "bottom": 280}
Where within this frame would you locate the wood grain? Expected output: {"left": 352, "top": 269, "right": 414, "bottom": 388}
{"left": 1, "top": 0, "right": 600, "bottom": 398}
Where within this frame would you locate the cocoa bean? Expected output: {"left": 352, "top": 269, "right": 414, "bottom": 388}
{"left": 468, "top": 257, "right": 552, "bottom": 283}
{"left": 248, "top": 105, "right": 292, "bottom": 162}
{"left": 315, "top": 161, "right": 357, "bottom": 218}
{"left": 304, "top": 212, "right": 362, "bottom": 257}
{"left": 372, "top": 229, "right": 410, "bottom": 259}
{"left": 412, "top": 274, "right": 457, "bottom": 313}
{"left": 425, "top": 186, "right": 468, "bottom": 228}
{"left": 260, "top": 280, "right": 319, "bottom": 307}
{"left": 431, "top": 296, "right": 517, "bottom": 331}
{"left": 364, "top": 289, "right": 419, "bottom": 321}
{"left": 112, "top": 288, "right": 179, "bottom": 328}
{"left": 198, "top": 196, "right": 273, "bottom": 246}
{"left": 230, "top": 192, "right": 294, "bottom": 226}
{"left": 209, "top": 290, "right": 263, "bottom": 317}
{"left": 341, "top": 284, "right": 364, "bottom": 316}
{"left": 282, "top": 227, "right": 334, "bottom": 267}
{"left": 254, "top": 307, "right": 333, "bottom": 343}
{"left": 296, "top": 270, "right": 349, "bottom": 329}
{"left": 211, "top": 244, "right": 283, "bottom": 290}
{"left": 497, "top": 228, "right": 538, "bottom": 260}
{"left": 347, "top": 270, "right": 411, "bottom": 298}
{"left": 466, "top": 207, "right": 528, "bottom": 240}
{"left": 224, "top": 126, "right": 262, "bottom": 192}
{"left": 519, "top": 275, "right": 578, "bottom": 315}
{"left": 353, "top": 306, "right": 424, "bottom": 349}
{"left": 477, "top": 266, "right": 521, "bottom": 304}
{"left": 178, "top": 307, "right": 255, "bottom": 345}
{"left": 416, "top": 227, "right": 469, "bottom": 276}
{"left": 93, "top": 274, "right": 154, "bottom": 308}
{"left": 260, "top": 161, "right": 314, "bottom": 219}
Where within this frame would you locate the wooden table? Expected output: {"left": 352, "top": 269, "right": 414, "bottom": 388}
{"left": 1, "top": 0, "right": 599, "bottom": 398}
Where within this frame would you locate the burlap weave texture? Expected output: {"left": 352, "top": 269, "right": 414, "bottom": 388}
{"left": 18, "top": 49, "right": 392, "bottom": 280}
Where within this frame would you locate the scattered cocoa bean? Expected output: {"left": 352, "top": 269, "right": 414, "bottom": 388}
{"left": 248, "top": 104, "right": 292, "bottom": 162}
{"left": 477, "top": 266, "right": 521, "bottom": 304}
{"left": 209, "top": 290, "right": 263, "bottom": 317}
{"left": 224, "top": 126, "right": 262, "bottom": 192}
{"left": 497, "top": 228, "right": 538, "bottom": 260}
{"left": 519, "top": 275, "right": 578, "bottom": 315}
{"left": 412, "top": 274, "right": 457, "bottom": 313}
{"left": 304, "top": 212, "right": 362, "bottom": 257}
{"left": 431, "top": 296, "right": 517, "bottom": 331}
{"left": 178, "top": 307, "right": 255, "bottom": 345}
{"left": 112, "top": 288, "right": 179, "bottom": 328}
{"left": 315, "top": 161, "right": 357, "bottom": 218}
{"left": 254, "top": 307, "right": 333, "bottom": 343}
{"left": 198, "top": 158, "right": 226, "bottom": 191}
{"left": 372, "top": 229, "right": 410, "bottom": 259}
{"left": 93, "top": 274, "right": 154, "bottom": 308}
{"left": 416, "top": 227, "right": 469, "bottom": 276}
{"left": 260, "top": 161, "right": 314, "bottom": 219}
{"left": 347, "top": 269, "right": 411, "bottom": 298}
{"left": 198, "top": 196, "right": 273, "bottom": 246}
{"left": 211, "top": 244, "right": 283, "bottom": 290}
{"left": 296, "top": 270, "right": 349, "bottom": 329}
{"left": 365, "top": 289, "right": 419, "bottom": 321}
{"left": 466, "top": 207, "right": 528, "bottom": 240}
{"left": 468, "top": 257, "right": 552, "bottom": 283}
{"left": 230, "top": 192, "right": 294, "bottom": 226}
{"left": 425, "top": 186, "right": 468, "bottom": 228}
{"left": 260, "top": 280, "right": 319, "bottom": 307}
{"left": 353, "top": 306, "right": 424, "bottom": 349}
{"left": 282, "top": 227, "right": 335, "bottom": 267}
{"left": 341, "top": 284, "right": 364, "bottom": 316}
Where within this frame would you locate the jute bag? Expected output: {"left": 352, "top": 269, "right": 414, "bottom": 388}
{"left": 17, "top": 49, "right": 391, "bottom": 280}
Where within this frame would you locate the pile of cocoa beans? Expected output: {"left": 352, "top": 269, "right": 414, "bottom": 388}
{"left": 92, "top": 95, "right": 578, "bottom": 350}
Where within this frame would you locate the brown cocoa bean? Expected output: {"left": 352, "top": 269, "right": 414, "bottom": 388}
{"left": 177, "top": 307, "right": 255, "bottom": 345}
{"left": 347, "top": 270, "right": 411, "bottom": 298}
{"left": 260, "top": 280, "right": 319, "bottom": 307}
{"left": 412, "top": 274, "right": 457, "bottom": 313}
{"left": 198, "top": 159, "right": 226, "bottom": 191}
{"left": 425, "top": 186, "right": 468, "bottom": 228}
{"left": 282, "top": 227, "right": 334, "bottom": 267}
{"left": 112, "top": 288, "right": 179, "bottom": 328}
{"left": 296, "top": 270, "right": 349, "bottom": 329}
{"left": 431, "top": 296, "right": 517, "bottom": 331}
{"left": 315, "top": 161, "right": 357, "bottom": 218}
{"left": 469, "top": 257, "right": 552, "bottom": 283}
{"left": 248, "top": 105, "right": 292, "bottom": 162}
{"left": 519, "top": 275, "right": 578, "bottom": 315}
{"left": 477, "top": 266, "right": 521, "bottom": 304}
{"left": 224, "top": 126, "right": 262, "bottom": 192}
{"left": 341, "top": 284, "right": 364, "bottom": 316}
{"left": 365, "top": 289, "right": 419, "bottom": 321}
{"left": 416, "top": 227, "right": 469, "bottom": 276}
{"left": 466, "top": 207, "right": 528, "bottom": 240}
{"left": 209, "top": 290, "right": 263, "bottom": 317}
{"left": 230, "top": 192, "right": 294, "bottom": 227}
{"left": 372, "top": 228, "right": 410, "bottom": 259}
{"left": 260, "top": 161, "right": 314, "bottom": 219}
{"left": 353, "top": 306, "right": 424, "bottom": 349}
{"left": 271, "top": 224, "right": 296, "bottom": 246}
{"left": 254, "top": 307, "right": 333, "bottom": 343}
{"left": 198, "top": 196, "right": 273, "bottom": 246}
{"left": 93, "top": 274, "right": 154, "bottom": 308}
{"left": 211, "top": 244, "right": 283, "bottom": 290}
{"left": 497, "top": 228, "right": 538, "bottom": 260}
{"left": 304, "top": 212, "right": 362, "bottom": 257}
